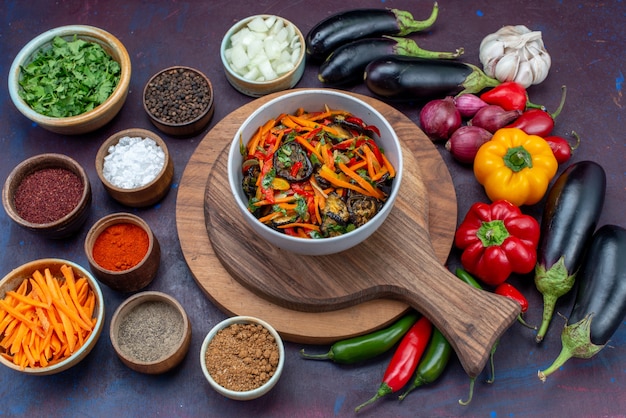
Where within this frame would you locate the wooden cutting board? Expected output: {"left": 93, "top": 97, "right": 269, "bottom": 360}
{"left": 177, "top": 90, "right": 456, "bottom": 344}
{"left": 200, "top": 90, "right": 519, "bottom": 377}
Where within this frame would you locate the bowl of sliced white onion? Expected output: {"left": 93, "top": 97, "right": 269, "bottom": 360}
{"left": 221, "top": 15, "right": 305, "bottom": 97}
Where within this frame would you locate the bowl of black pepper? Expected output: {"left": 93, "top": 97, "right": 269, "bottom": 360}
{"left": 143, "top": 66, "right": 215, "bottom": 137}
{"left": 2, "top": 153, "right": 92, "bottom": 239}
{"left": 110, "top": 291, "right": 192, "bottom": 374}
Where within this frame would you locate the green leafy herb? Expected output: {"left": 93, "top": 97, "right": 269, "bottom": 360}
{"left": 18, "top": 35, "right": 121, "bottom": 117}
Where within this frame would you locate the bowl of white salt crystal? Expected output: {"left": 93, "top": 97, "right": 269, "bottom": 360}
{"left": 221, "top": 15, "right": 305, "bottom": 97}
{"left": 95, "top": 128, "right": 174, "bottom": 207}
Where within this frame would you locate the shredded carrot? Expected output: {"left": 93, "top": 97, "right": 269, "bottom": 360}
{"left": 381, "top": 152, "right": 396, "bottom": 178}
{"left": 277, "top": 222, "right": 321, "bottom": 231}
{"left": 337, "top": 163, "right": 385, "bottom": 199}
{"left": 0, "top": 265, "right": 96, "bottom": 369}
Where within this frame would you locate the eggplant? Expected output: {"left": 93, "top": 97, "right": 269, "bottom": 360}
{"left": 306, "top": 4, "right": 439, "bottom": 61}
{"left": 534, "top": 161, "right": 606, "bottom": 343}
{"left": 538, "top": 224, "right": 626, "bottom": 382}
{"left": 364, "top": 56, "right": 499, "bottom": 101}
{"left": 318, "top": 37, "right": 463, "bottom": 86}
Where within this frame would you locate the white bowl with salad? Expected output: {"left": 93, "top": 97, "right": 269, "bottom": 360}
{"left": 8, "top": 25, "right": 131, "bottom": 135}
{"left": 228, "top": 89, "right": 403, "bottom": 256}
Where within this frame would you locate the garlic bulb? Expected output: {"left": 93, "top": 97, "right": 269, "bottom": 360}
{"left": 479, "top": 25, "right": 551, "bottom": 88}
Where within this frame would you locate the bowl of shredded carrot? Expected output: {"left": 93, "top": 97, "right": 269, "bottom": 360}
{"left": 0, "top": 258, "right": 104, "bottom": 375}
{"left": 228, "top": 89, "right": 403, "bottom": 256}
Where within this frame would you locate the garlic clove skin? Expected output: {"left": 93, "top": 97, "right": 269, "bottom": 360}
{"left": 479, "top": 24, "right": 551, "bottom": 86}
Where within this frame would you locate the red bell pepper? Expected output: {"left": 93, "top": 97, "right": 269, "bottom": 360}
{"left": 454, "top": 200, "right": 540, "bottom": 286}
{"left": 507, "top": 85, "right": 567, "bottom": 136}
{"left": 480, "top": 81, "right": 543, "bottom": 112}
{"left": 354, "top": 316, "right": 432, "bottom": 412}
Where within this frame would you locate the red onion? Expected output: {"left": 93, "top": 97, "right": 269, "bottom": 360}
{"left": 468, "top": 105, "right": 522, "bottom": 133}
{"left": 419, "top": 97, "right": 462, "bottom": 141}
{"left": 445, "top": 125, "right": 493, "bottom": 164}
{"left": 454, "top": 93, "right": 488, "bottom": 118}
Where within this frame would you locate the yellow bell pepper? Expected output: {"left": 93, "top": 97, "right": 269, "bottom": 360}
{"left": 474, "top": 128, "right": 558, "bottom": 206}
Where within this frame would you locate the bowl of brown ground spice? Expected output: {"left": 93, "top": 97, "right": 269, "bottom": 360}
{"left": 110, "top": 291, "right": 191, "bottom": 374}
{"left": 84, "top": 212, "right": 161, "bottom": 292}
{"left": 2, "top": 153, "right": 92, "bottom": 239}
{"left": 143, "top": 66, "right": 215, "bottom": 137}
{"left": 200, "top": 315, "right": 285, "bottom": 400}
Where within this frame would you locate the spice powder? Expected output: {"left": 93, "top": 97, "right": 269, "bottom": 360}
{"left": 117, "top": 301, "right": 184, "bottom": 363}
{"left": 92, "top": 223, "right": 149, "bottom": 271}
{"left": 14, "top": 167, "right": 83, "bottom": 224}
{"left": 205, "top": 323, "right": 280, "bottom": 392}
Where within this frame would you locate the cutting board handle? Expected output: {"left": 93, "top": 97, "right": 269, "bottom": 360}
{"left": 380, "top": 257, "right": 520, "bottom": 378}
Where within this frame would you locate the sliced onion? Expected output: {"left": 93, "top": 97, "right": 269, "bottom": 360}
{"left": 225, "top": 16, "right": 302, "bottom": 82}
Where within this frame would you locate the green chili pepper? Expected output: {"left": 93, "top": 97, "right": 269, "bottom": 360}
{"left": 299, "top": 311, "right": 419, "bottom": 364}
{"left": 398, "top": 327, "right": 452, "bottom": 401}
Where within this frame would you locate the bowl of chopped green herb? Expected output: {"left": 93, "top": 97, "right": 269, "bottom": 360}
{"left": 8, "top": 25, "right": 131, "bottom": 135}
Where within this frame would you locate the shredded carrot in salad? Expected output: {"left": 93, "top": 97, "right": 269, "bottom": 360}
{"left": 239, "top": 107, "right": 395, "bottom": 239}
{"left": 0, "top": 265, "right": 96, "bottom": 369}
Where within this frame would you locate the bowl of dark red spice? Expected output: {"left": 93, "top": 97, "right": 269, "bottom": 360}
{"left": 110, "top": 291, "right": 191, "bottom": 374}
{"left": 143, "top": 66, "right": 215, "bottom": 137}
{"left": 200, "top": 316, "right": 284, "bottom": 400}
{"left": 95, "top": 128, "right": 174, "bottom": 208}
{"left": 84, "top": 212, "right": 160, "bottom": 293}
{"left": 2, "top": 153, "right": 92, "bottom": 239}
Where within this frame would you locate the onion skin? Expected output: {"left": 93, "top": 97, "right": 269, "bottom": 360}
{"left": 419, "top": 97, "right": 462, "bottom": 141}
{"left": 445, "top": 126, "right": 492, "bottom": 164}
{"left": 454, "top": 94, "right": 488, "bottom": 119}
{"left": 468, "top": 105, "right": 521, "bottom": 133}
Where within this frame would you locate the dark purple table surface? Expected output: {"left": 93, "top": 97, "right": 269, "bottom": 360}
{"left": 1, "top": 1, "right": 624, "bottom": 417}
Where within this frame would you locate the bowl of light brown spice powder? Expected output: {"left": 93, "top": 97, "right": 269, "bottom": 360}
{"left": 200, "top": 316, "right": 284, "bottom": 400}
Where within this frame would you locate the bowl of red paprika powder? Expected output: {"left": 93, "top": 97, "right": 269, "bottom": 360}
{"left": 84, "top": 213, "right": 160, "bottom": 292}
{"left": 2, "top": 153, "right": 92, "bottom": 239}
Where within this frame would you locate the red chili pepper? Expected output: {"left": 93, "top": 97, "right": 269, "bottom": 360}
{"left": 507, "top": 85, "right": 567, "bottom": 136}
{"left": 543, "top": 131, "right": 580, "bottom": 164}
{"left": 354, "top": 316, "right": 432, "bottom": 413}
{"left": 454, "top": 200, "right": 540, "bottom": 286}
{"left": 480, "top": 81, "right": 543, "bottom": 112}
{"left": 494, "top": 283, "right": 537, "bottom": 330}
{"left": 290, "top": 161, "right": 303, "bottom": 178}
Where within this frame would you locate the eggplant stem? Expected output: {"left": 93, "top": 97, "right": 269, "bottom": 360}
{"left": 394, "top": 2, "right": 439, "bottom": 35}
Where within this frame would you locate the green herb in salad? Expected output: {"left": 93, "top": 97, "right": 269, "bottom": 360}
{"left": 19, "top": 35, "right": 121, "bottom": 117}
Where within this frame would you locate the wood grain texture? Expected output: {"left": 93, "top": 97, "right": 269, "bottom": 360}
{"left": 176, "top": 89, "right": 457, "bottom": 345}
{"left": 203, "top": 91, "right": 521, "bottom": 377}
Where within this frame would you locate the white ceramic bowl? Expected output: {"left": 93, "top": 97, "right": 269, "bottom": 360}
{"left": 200, "top": 316, "right": 284, "bottom": 400}
{"left": 227, "top": 89, "right": 403, "bottom": 256}
{"left": 8, "top": 25, "right": 131, "bottom": 135}
{"left": 0, "top": 259, "right": 105, "bottom": 375}
{"left": 220, "top": 15, "right": 305, "bottom": 97}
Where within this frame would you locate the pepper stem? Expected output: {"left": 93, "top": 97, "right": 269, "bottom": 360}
{"left": 393, "top": 2, "right": 439, "bottom": 35}
{"left": 538, "top": 313, "right": 604, "bottom": 382}
{"left": 503, "top": 145, "right": 533, "bottom": 172}
{"left": 549, "top": 85, "right": 567, "bottom": 120}
{"left": 458, "top": 377, "right": 475, "bottom": 406}
{"left": 486, "top": 340, "right": 499, "bottom": 384}
{"left": 387, "top": 36, "right": 464, "bottom": 60}
{"left": 354, "top": 383, "right": 392, "bottom": 413}
{"left": 517, "top": 314, "right": 538, "bottom": 330}
{"left": 568, "top": 131, "right": 581, "bottom": 151}
{"left": 298, "top": 348, "right": 331, "bottom": 361}
{"left": 477, "top": 220, "right": 510, "bottom": 248}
